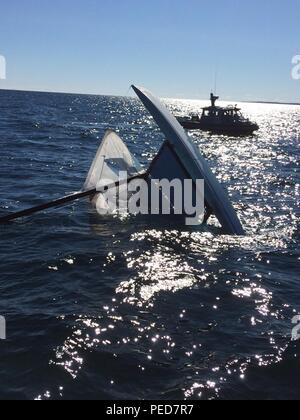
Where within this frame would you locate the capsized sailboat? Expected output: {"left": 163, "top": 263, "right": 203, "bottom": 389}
{"left": 84, "top": 85, "right": 245, "bottom": 235}
{"left": 0, "top": 85, "right": 245, "bottom": 236}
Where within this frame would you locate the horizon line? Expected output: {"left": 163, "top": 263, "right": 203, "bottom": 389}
{"left": 0, "top": 87, "right": 299, "bottom": 106}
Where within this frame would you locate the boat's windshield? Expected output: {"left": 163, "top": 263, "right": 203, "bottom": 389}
{"left": 236, "top": 111, "right": 249, "bottom": 122}
{"left": 201, "top": 105, "right": 251, "bottom": 123}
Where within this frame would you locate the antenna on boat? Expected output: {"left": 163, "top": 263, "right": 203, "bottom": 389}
{"left": 213, "top": 67, "right": 218, "bottom": 95}
{"left": 214, "top": 71, "right": 217, "bottom": 95}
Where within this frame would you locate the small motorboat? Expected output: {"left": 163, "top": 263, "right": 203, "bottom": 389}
{"left": 177, "top": 93, "right": 259, "bottom": 136}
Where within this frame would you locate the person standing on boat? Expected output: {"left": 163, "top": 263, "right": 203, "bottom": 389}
{"left": 210, "top": 93, "right": 219, "bottom": 108}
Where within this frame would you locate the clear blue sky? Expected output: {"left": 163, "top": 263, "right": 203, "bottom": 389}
{"left": 0, "top": 0, "right": 299, "bottom": 102}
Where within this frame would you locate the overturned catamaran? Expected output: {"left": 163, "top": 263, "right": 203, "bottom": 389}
{"left": 0, "top": 85, "right": 245, "bottom": 236}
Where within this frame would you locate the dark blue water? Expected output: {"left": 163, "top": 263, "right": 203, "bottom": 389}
{"left": 0, "top": 89, "right": 299, "bottom": 400}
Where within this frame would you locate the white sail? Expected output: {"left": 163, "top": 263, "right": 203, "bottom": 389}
{"left": 83, "top": 130, "right": 142, "bottom": 190}
{"left": 83, "top": 130, "right": 143, "bottom": 213}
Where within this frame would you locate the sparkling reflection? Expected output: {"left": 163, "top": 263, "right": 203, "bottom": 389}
{"left": 33, "top": 97, "right": 299, "bottom": 400}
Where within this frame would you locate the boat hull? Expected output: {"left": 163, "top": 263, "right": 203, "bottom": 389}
{"left": 178, "top": 120, "right": 259, "bottom": 136}
{"left": 132, "top": 85, "right": 245, "bottom": 236}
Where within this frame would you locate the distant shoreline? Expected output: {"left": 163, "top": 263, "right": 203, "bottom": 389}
{"left": 240, "top": 100, "right": 300, "bottom": 106}
{"left": 0, "top": 88, "right": 299, "bottom": 106}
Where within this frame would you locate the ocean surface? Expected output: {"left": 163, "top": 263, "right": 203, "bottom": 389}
{"left": 0, "top": 89, "right": 299, "bottom": 400}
